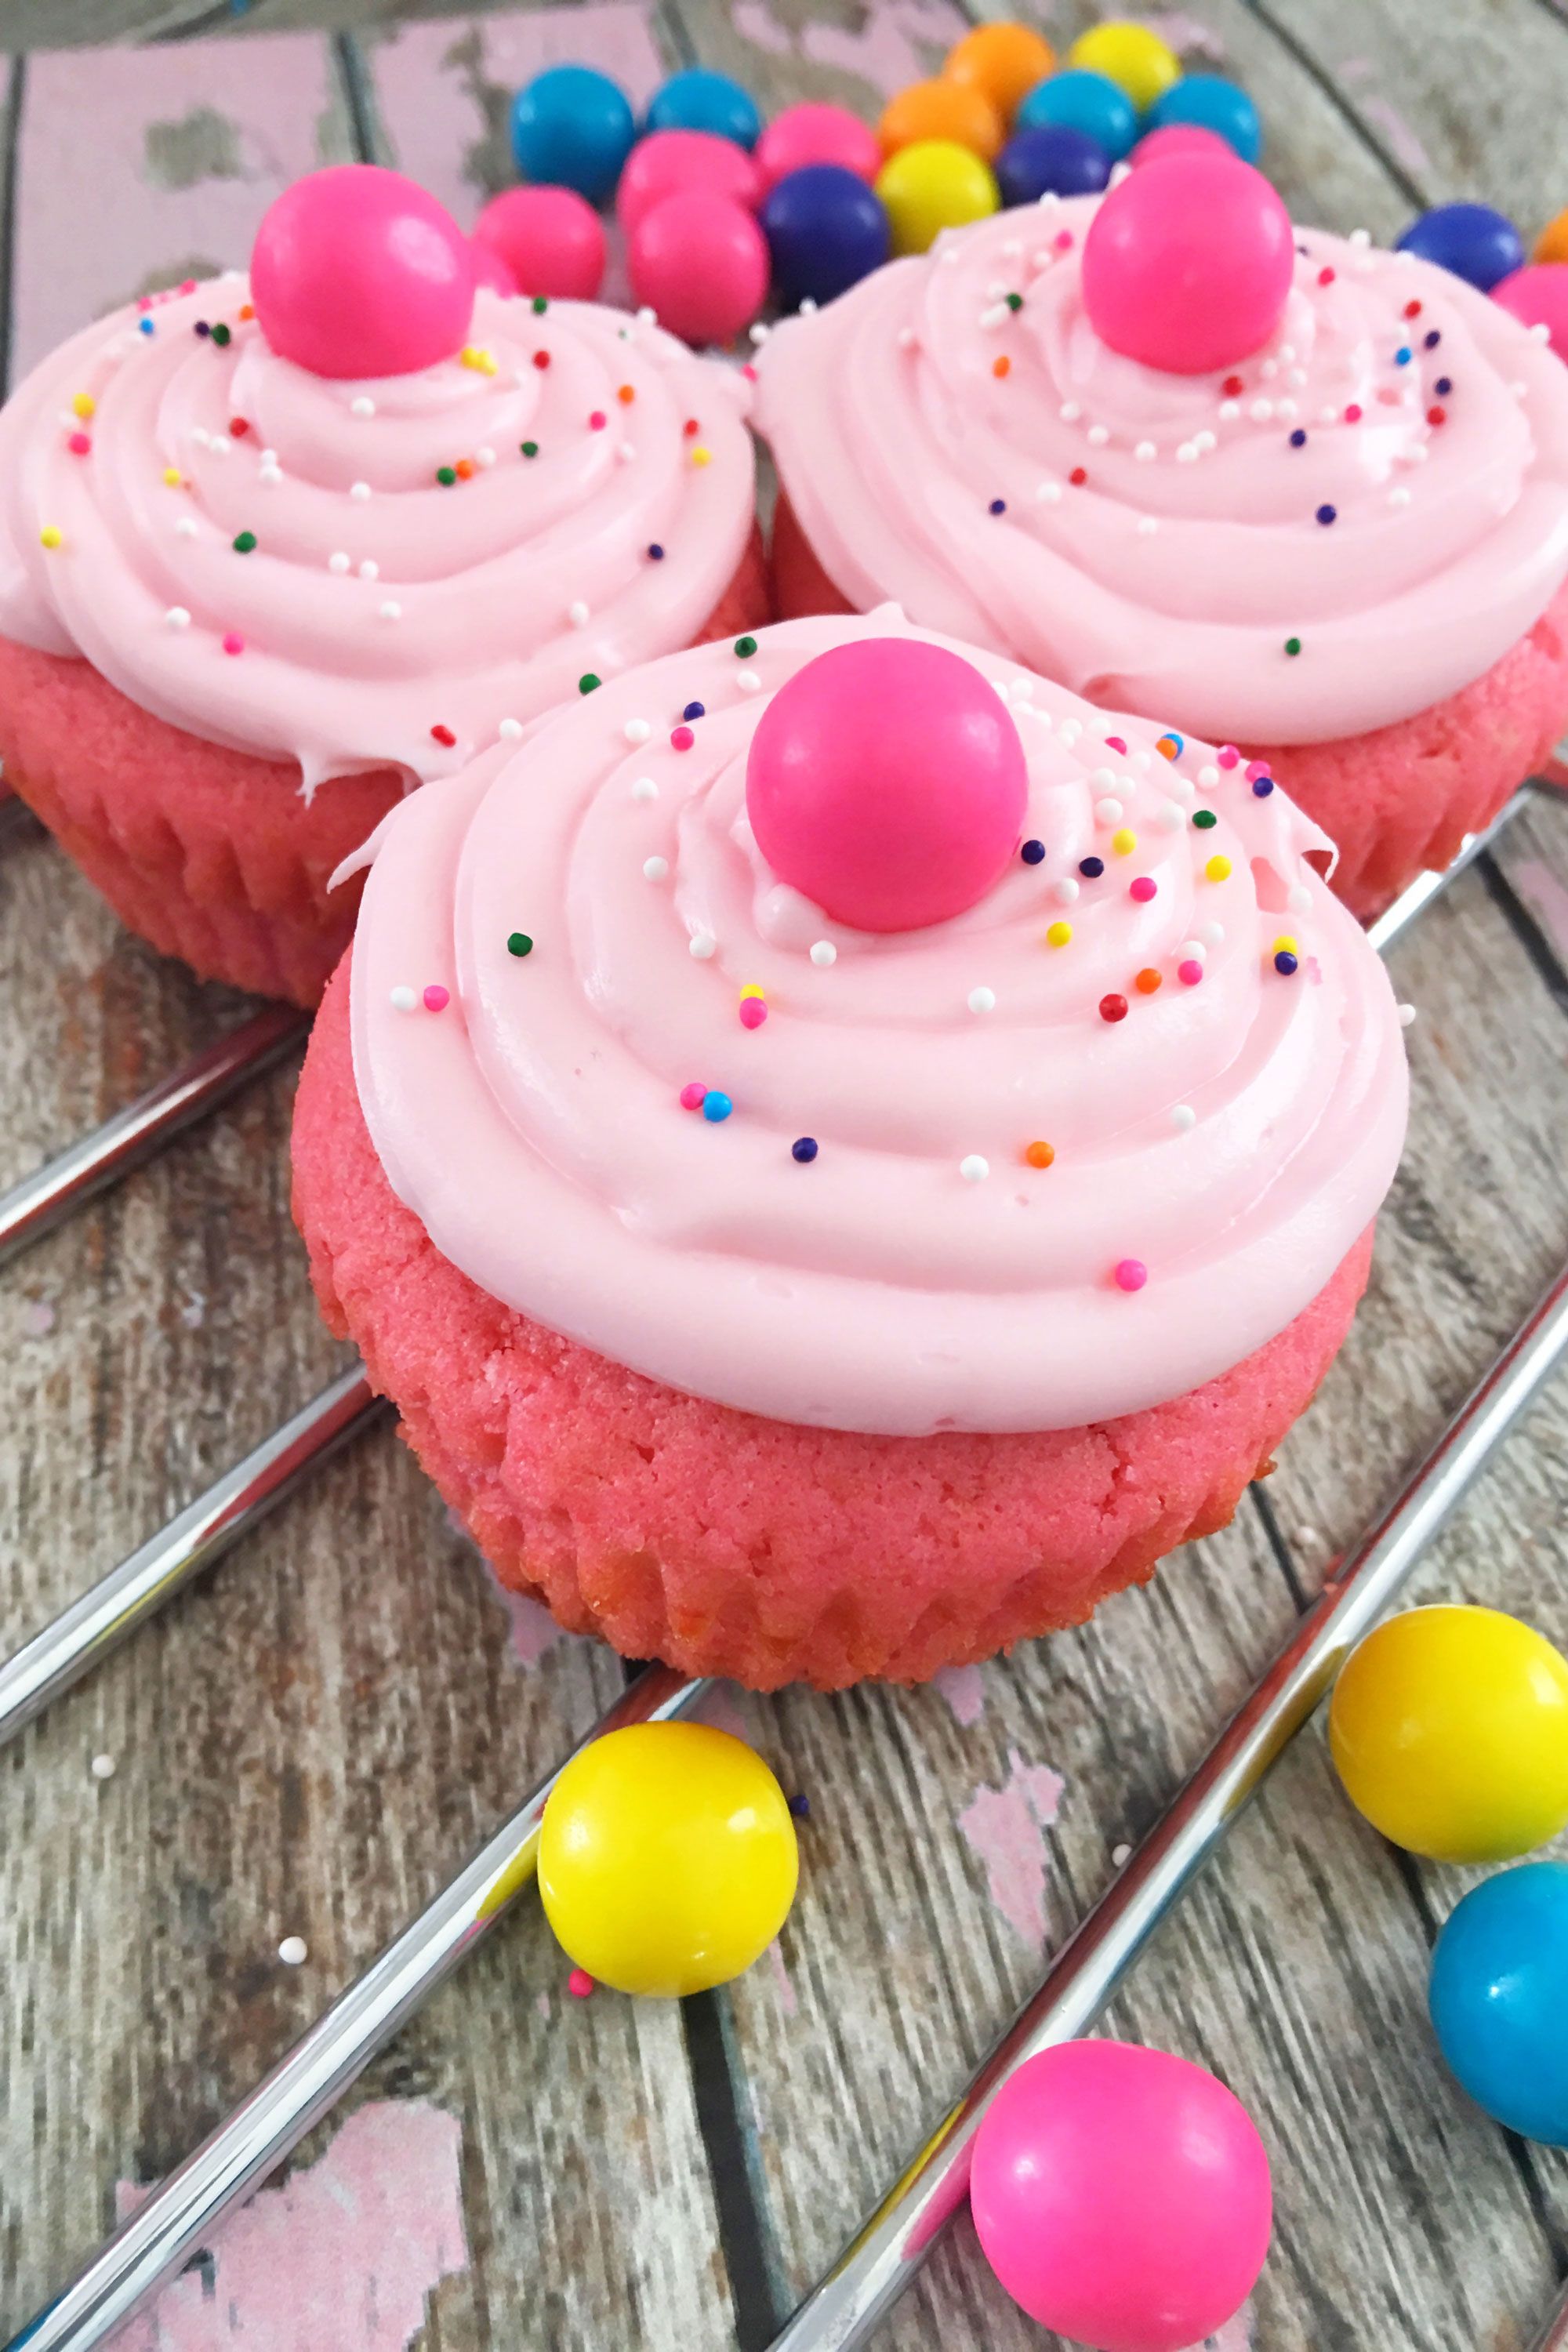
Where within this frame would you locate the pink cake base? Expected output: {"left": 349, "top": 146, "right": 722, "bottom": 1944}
{"left": 770, "top": 489, "right": 1568, "bottom": 922}
{"left": 0, "top": 524, "right": 771, "bottom": 1007}
{"left": 292, "top": 959, "right": 1374, "bottom": 1691}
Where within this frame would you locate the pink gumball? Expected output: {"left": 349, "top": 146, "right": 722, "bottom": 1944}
{"left": 754, "top": 102, "right": 883, "bottom": 194}
{"left": 746, "top": 638, "right": 1026, "bottom": 931}
{"left": 627, "top": 191, "right": 768, "bottom": 345}
{"left": 971, "top": 2042, "right": 1272, "bottom": 2352}
{"left": 473, "top": 186, "right": 606, "bottom": 301}
{"left": 617, "top": 129, "right": 761, "bottom": 234}
{"left": 1131, "top": 122, "right": 1234, "bottom": 169}
{"left": 470, "top": 238, "right": 518, "bottom": 295}
{"left": 1082, "top": 151, "right": 1294, "bottom": 374}
{"left": 1493, "top": 263, "right": 1568, "bottom": 361}
{"left": 252, "top": 165, "right": 474, "bottom": 379}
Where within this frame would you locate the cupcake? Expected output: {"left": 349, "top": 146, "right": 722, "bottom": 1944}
{"left": 758, "top": 153, "right": 1568, "bottom": 920}
{"left": 292, "top": 609, "right": 1408, "bottom": 1691}
{"left": 0, "top": 167, "right": 765, "bottom": 1006}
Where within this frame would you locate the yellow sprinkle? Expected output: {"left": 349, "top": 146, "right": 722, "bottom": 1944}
{"left": 739, "top": 982, "right": 765, "bottom": 1000}
{"left": 1205, "top": 854, "right": 1232, "bottom": 883}
{"left": 39, "top": 525, "right": 62, "bottom": 549}
{"left": 459, "top": 344, "right": 479, "bottom": 368}
{"left": 691, "top": 445, "right": 713, "bottom": 467}
{"left": 72, "top": 392, "right": 95, "bottom": 419}
{"left": 1111, "top": 827, "right": 1137, "bottom": 856}
{"left": 1046, "top": 920, "right": 1073, "bottom": 948}
{"left": 478, "top": 353, "right": 499, "bottom": 376}
{"left": 1272, "top": 933, "right": 1299, "bottom": 955}
{"left": 162, "top": 466, "right": 182, "bottom": 488}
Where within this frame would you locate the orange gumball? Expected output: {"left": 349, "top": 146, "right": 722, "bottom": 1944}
{"left": 1535, "top": 208, "right": 1568, "bottom": 265}
{"left": 879, "top": 78, "right": 1004, "bottom": 165}
{"left": 943, "top": 22, "right": 1057, "bottom": 125}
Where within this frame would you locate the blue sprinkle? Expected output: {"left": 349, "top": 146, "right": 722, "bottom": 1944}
{"left": 1435, "top": 375, "right": 1452, "bottom": 395}
{"left": 683, "top": 700, "right": 706, "bottom": 721}
{"left": 1274, "top": 950, "right": 1299, "bottom": 975}
{"left": 989, "top": 498, "right": 1006, "bottom": 515}
{"left": 702, "top": 1090, "right": 732, "bottom": 1123}
{"left": 791, "top": 1135, "right": 818, "bottom": 1163}
{"left": 787, "top": 1792, "right": 811, "bottom": 1817}
{"left": 1020, "top": 838, "right": 1046, "bottom": 865}
{"left": 1079, "top": 855, "right": 1105, "bottom": 879}
{"left": 1424, "top": 329, "right": 1441, "bottom": 349}
{"left": 1395, "top": 345, "right": 1412, "bottom": 365}
{"left": 138, "top": 318, "right": 155, "bottom": 336}
{"left": 647, "top": 543, "right": 665, "bottom": 561}
{"left": 1289, "top": 428, "right": 1307, "bottom": 447}
{"left": 1316, "top": 503, "right": 1337, "bottom": 525}
{"left": 1252, "top": 776, "right": 1275, "bottom": 797}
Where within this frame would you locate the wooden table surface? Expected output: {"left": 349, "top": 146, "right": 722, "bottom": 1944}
{"left": 2, "top": 3, "right": 1567, "bottom": 2349}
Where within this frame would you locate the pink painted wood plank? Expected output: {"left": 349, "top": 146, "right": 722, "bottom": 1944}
{"left": 10, "top": 37, "right": 353, "bottom": 385}
{"left": 728, "top": 0, "right": 969, "bottom": 100}
{"left": 364, "top": 5, "right": 667, "bottom": 230}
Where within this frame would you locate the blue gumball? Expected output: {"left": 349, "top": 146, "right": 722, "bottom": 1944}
{"left": 511, "top": 65, "right": 635, "bottom": 206}
{"left": 996, "top": 124, "right": 1110, "bottom": 206}
{"left": 1429, "top": 1861, "right": 1568, "bottom": 2146}
{"left": 646, "top": 67, "right": 762, "bottom": 151}
{"left": 1016, "top": 69, "right": 1138, "bottom": 163}
{"left": 761, "top": 165, "right": 890, "bottom": 308}
{"left": 1396, "top": 201, "right": 1525, "bottom": 292}
{"left": 1147, "top": 74, "right": 1261, "bottom": 164}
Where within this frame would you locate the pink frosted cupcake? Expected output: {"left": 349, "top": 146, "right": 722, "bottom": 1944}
{"left": 292, "top": 609, "right": 1407, "bottom": 1690}
{"left": 0, "top": 167, "right": 765, "bottom": 1005}
{"left": 758, "top": 156, "right": 1568, "bottom": 920}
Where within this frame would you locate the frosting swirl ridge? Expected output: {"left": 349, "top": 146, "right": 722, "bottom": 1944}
{"left": 756, "top": 204, "right": 1568, "bottom": 743}
{"left": 349, "top": 611, "right": 1408, "bottom": 1435}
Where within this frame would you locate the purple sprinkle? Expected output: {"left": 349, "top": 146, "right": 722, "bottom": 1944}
{"left": 1424, "top": 329, "right": 1441, "bottom": 349}
{"left": 1252, "top": 776, "right": 1275, "bottom": 797}
{"left": 1435, "top": 376, "right": 1452, "bottom": 395}
{"left": 194, "top": 321, "right": 211, "bottom": 337}
{"left": 682, "top": 700, "right": 705, "bottom": 721}
{"left": 1316, "top": 503, "right": 1337, "bottom": 525}
{"left": 1289, "top": 428, "right": 1306, "bottom": 447}
{"left": 788, "top": 1792, "right": 811, "bottom": 1817}
{"left": 648, "top": 543, "right": 665, "bottom": 560}
{"left": 1079, "top": 855, "right": 1105, "bottom": 879}
{"left": 989, "top": 498, "right": 1006, "bottom": 515}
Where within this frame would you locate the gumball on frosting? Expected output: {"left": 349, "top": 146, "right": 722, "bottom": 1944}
{"left": 746, "top": 639, "right": 1027, "bottom": 931}
{"left": 252, "top": 165, "right": 474, "bottom": 379}
{"left": 1083, "top": 151, "right": 1294, "bottom": 375}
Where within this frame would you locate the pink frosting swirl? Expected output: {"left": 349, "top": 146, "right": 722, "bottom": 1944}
{"left": 0, "top": 278, "right": 754, "bottom": 789}
{"left": 348, "top": 610, "right": 1408, "bottom": 1436}
{"left": 756, "top": 204, "right": 1568, "bottom": 744}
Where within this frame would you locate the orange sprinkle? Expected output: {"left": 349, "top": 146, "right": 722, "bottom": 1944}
{"left": 238, "top": 303, "right": 255, "bottom": 321}
{"left": 1134, "top": 967, "right": 1163, "bottom": 995}
{"left": 993, "top": 354, "right": 1011, "bottom": 379}
{"left": 617, "top": 383, "right": 636, "bottom": 404}
{"left": 1024, "top": 1140, "right": 1055, "bottom": 1170}
{"left": 454, "top": 457, "right": 475, "bottom": 480}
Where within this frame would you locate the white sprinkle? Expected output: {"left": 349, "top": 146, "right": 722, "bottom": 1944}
{"left": 1156, "top": 803, "right": 1184, "bottom": 831}
{"left": 328, "top": 550, "right": 350, "bottom": 574}
{"left": 1053, "top": 877, "right": 1080, "bottom": 906}
{"left": 986, "top": 281, "right": 1009, "bottom": 300}
{"left": 1388, "top": 485, "right": 1412, "bottom": 507}
{"left": 358, "top": 559, "right": 379, "bottom": 581}
{"left": 1058, "top": 719, "right": 1082, "bottom": 746}
{"left": 499, "top": 718, "right": 523, "bottom": 741}
{"left": 210, "top": 433, "right": 231, "bottom": 456}
{"left": 278, "top": 1936, "right": 309, "bottom": 1966}
{"left": 1136, "top": 516, "right": 1157, "bottom": 536}
{"left": 1218, "top": 400, "right": 1240, "bottom": 422}
{"left": 1406, "top": 442, "right": 1429, "bottom": 464}
{"left": 165, "top": 606, "right": 191, "bottom": 630}
{"left": 750, "top": 321, "right": 773, "bottom": 344}
{"left": 1276, "top": 399, "right": 1298, "bottom": 421}
{"left": 1134, "top": 440, "right": 1156, "bottom": 463}
{"left": 1037, "top": 189, "right": 1062, "bottom": 209}
{"left": 1530, "top": 321, "right": 1552, "bottom": 343}
{"left": 1399, "top": 1002, "right": 1417, "bottom": 1027}
{"left": 568, "top": 600, "right": 590, "bottom": 627}
{"left": 476, "top": 446, "right": 496, "bottom": 468}
{"left": 260, "top": 448, "right": 278, "bottom": 465}
{"left": 1350, "top": 227, "right": 1370, "bottom": 247}
{"left": 643, "top": 855, "right": 669, "bottom": 881}
{"left": 960, "top": 1154, "right": 989, "bottom": 1184}
{"left": 631, "top": 776, "right": 658, "bottom": 801}
{"left": 1036, "top": 480, "right": 1063, "bottom": 505}
{"left": 191, "top": 426, "right": 211, "bottom": 448}
{"left": 350, "top": 481, "right": 371, "bottom": 502}
{"left": 800, "top": 297, "right": 818, "bottom": 315}
{"left": 979, "top": 303, "right": 1010, "bottom": 331}
{"left": 259, "top": 463, "right": 282, "bottom": 486}
{"left": 809, "top": 940, "right": 837, "bottom": 967}
{"left": 1287, "top": 883, "right": 1314, "bottom": 913}
{"left": 174, "top": 514, "right": 198, "bottom": 539}
{"left": 1001, "top": 240, "right": 1022, "bottom": 259}
{"left": 1247, "top": 399, "right": 1273, "bottom": 423}
{"left": 1194, "top": 430, "right": 1217, "bottom": 452}
{"left": 967, "top": 986, "right": 996, "bottom": 1014}
{"left": 1087, "top": 423, "right": 1109, "bottom": 447}
{"left": 1058, "top": 401, "right": 1081, "bottom": 423}
{"left": 619, "top": 441, "right": 637, "bottom": 463}
{"left": 1171, "top": 1104, "right": 1196, "bottom": 1132}
{"left": 390, "top": 986, "right": 417, "bottom": 1012}
{"left": 636, "top": 306, "right": 656, "bottom": 326}
{"left": 897, "top": 326, "right": 916, "bottom": 350}
{"left": 625, "top": 719, "right": 652, "bottom": 746}
{"left": 736, "top": 670, "right": 762, "bottom": 694}
{"left": 1287, "top": 367, "right": 1308, "bottom": 388}
{"left": 1094, "top": 797, "right": 1123, "bottom": 826}
{"left": 1090, "top": 766, "right": 1116, "bottom": 788}
{"left": 1198, "top": 920, "right": 1225, "bottom": 948}
{"left": 378, "top": 599, "right": 402, "bottom": 621}
{"left": 1108, "top": 159, "right": 1132, "bottom": 187}
{"left": 1198, "top": 764, "right": 1219, "bottom": 787}
{"left": 1111, "top": 1842, "right": 1132, "bottom": 1867}
{"left": 1176, "top": 441, "right": 1199, "bottom": 463}
{"left": 990, "top": 678, "right": 1011, "bottom": 699}
{"left": 350, "top": 395, "right": 376, "bottom": 418}
{"left": 1280, "top": 343, "right": 1297, "bottom": 363}
{"left": 1319, "top": 404, "right": 1338, "bottom": 425}
{"left": 1178, "top": 938, "right": 1207, "bottom": 964}
{"left": 1260, "top": 357, "right": 1279, "bottom": 380}
{"left": 690, "top": 932, "right": 717, "bottom": 960}
{"left": 90, "top": 1753, "right": 116, "bottom": 1780}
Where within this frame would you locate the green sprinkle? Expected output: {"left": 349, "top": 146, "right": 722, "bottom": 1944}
{"left": 521, "top": 440, "right": 539, "bottom": 459}
{"left": 578, "top": 673, "right": 601, "bottom": 695}
{"left": 211, "top": 322, "right": 231, "bottom": 347}
{"left": 507, "top": 931, "right": 533, "bottom": 958}
{"left": 532, "top": 295, "right": 549, "bottom": 315}
{"left": 232, "top": 530, "right": 256, "bottom": 554}
{"left": 1192, "top": 808, "right": 1218, "bottom": 829}
{"left": 1005, "top": 292, "right": 1024, "bottom": 311}
{"left": 436, "top": 465, "right": 457, "bottom": 486}
{"left": 1284, "top": 635, "right": 1302, "bottom": 657}
{"left": 734, "top": 635, "right": 757, "bottom": 658}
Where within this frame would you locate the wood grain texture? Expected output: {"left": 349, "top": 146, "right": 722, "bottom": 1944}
{"left": 2, "top": 4, "right": 1568, "bottom": 2350}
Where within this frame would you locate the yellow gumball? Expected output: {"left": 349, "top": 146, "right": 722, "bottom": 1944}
{"left": 875, "top": 140, "right": 1000, "bottom": 258}
{"left": 1329, "top": 1606, "right": 1568, "bottom": 1864}
{"left": 538, "top": 1722, "right": 798, "bottom": 1996}
{"left": 1067, "top": 21, "right": 1182, "bottom": 113}
{"left": 1535, "top": 208, "right": 1568, "bottom": 265}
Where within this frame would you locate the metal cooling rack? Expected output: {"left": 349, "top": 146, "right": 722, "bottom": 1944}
{"left": 3, "top": 777, "right": 1568, "bottom": 2352}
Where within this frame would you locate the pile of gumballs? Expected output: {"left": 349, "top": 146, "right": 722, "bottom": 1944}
{"left": 468, "top": 18, "right": 1262, "bottom": 348}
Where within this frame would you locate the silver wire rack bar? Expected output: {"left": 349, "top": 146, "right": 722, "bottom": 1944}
{"left": 0, "top": 1004, "right": 309, "bottom": 1269}
{"left": 5, "top": 1664, "right": 710, "bottom": 2352}
{"left": 1366, "top": 785, "right": 1534, "bottom": 952}
{"left": 0, "top": 1368, "right": 382, "bottom": 1752}
{"left": 765, "top": 1253, "right": 1568, "bottom": 2351}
